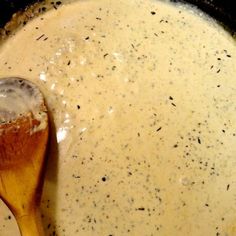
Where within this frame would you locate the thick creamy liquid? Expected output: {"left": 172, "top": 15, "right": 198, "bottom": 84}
{"left": 0, "top": 0, "right": 236, "bottom": 235}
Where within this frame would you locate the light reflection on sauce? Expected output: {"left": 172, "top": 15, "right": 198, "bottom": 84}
{"left": 57, "top": 127, "right": 68, "bottom": 143}
{"left": 39, "top": 71, "right": 47, "bottom": 82}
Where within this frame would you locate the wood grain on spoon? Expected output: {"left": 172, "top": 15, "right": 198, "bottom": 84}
{"left": 0, "top": 77, "right": 49, "bottom": 236}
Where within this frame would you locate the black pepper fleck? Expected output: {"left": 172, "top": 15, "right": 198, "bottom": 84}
{"left": 103, "top": 53, "right": 109, "bottom": 58}
{"left": 36, "top": 34, "right": 45, "bottom": 41}
{"left": 197, "top": 137, "right": 201, "bottom": 144}
{"left": 101, "top": 176, "right": 107, "bottom": 182}
{"left": 72, "top": 174, "right": 80, "bottom": 179}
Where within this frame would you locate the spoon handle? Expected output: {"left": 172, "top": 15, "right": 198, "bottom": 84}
{"left": 16, "top": 208, "right": 44, "bottom": 236}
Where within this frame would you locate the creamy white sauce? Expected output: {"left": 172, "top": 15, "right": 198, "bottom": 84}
{"left": 0, "top": 0, "right": 236, "bottom": 235}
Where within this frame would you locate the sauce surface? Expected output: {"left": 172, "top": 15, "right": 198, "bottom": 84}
{"left": 0, "top": 0, "right": 236, "bottom": 235}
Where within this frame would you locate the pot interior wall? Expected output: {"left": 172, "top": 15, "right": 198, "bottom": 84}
{"left": 171, "top": 0, "right": 236, "bottom": 32}
{"left": 0, "top": 0, "right": 236, "bottom": 31}
{"left": 0, "top": 0, "right": 38, "bottom": 27}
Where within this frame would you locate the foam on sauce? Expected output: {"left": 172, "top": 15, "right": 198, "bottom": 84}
{"left": 0, "top": 0, "right": 236, "bottom": 235}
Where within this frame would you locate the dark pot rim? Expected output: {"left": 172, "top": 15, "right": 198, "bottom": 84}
{"left": 0, "top": 0, "right": 236, "bottom": 33}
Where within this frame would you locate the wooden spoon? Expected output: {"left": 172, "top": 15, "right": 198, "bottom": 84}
{"left": 0, "top": 77, "right": 49, "bottom": 236}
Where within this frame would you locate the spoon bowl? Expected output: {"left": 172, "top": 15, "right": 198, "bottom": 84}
{"left": 0, "top": 77, "right": 49, "bottom": 236}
